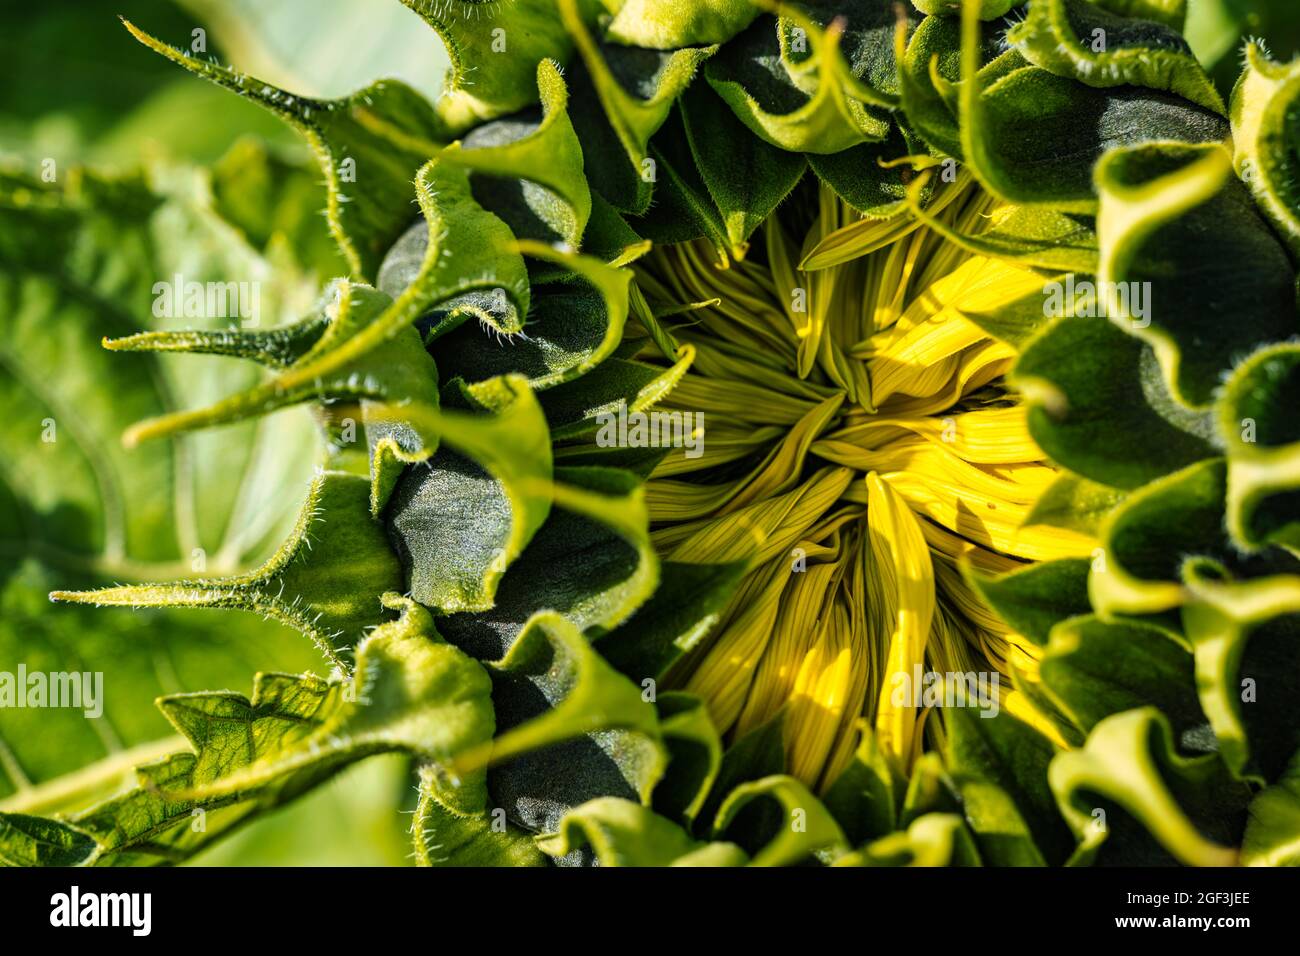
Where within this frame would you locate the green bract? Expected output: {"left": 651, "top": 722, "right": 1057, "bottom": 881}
{"left": 5, "top": 0, "right": 1300, "bottom": 868}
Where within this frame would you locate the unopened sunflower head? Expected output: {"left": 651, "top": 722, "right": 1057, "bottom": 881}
{"left": 635, "top": 177, "right": 1089, "bottom": 785}
{"left": 12, "top": 0, "right": 1300, "bottom": 869}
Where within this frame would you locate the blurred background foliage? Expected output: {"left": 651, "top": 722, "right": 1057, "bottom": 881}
{"left": 0, "top": 0, "right": 1293, "bottom": 866}
{"left": 0, "top": 0, "right": 446, "bottom": 867}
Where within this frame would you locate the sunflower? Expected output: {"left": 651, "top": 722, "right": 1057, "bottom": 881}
{"left": 7, "top": 0, "right": 1300, "bottom": 869}
{"left": 626, "top": 175, "right": 1098, "bottom": 790}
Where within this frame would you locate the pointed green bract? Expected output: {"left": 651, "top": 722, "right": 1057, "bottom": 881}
{"left": 563, "top": 0, "right": 716, "bottom": 213}
{"left": 946, "top": 707, "right": 1074, "bottom": 865}
{"left": 1038, "top": 615, "right": 1202, "bottom": 735}
{"left": 965, "top": 558, "right": 1091, "bottom": 647}
{"left": 713, "top": 774, "right": 848, "bottom": 865}
{"left": 112, "top": 283, "right": 441, "bottom": 493}
{"left": 537, "top": 797, "right": 746, "bottom": 865}
{"left": 652, "top": 692, "right": 725, "bottom": 826}
{"left": 1012, "top": 314, "right": 1217, "bottom": 491}
{"left": 606, "top": 0, "right": 761, "bottom": 49}
{"left": 1242, "top": 750, "right": 1300, "bottom": 866}
{"left": 1089, "top": 458, "right": 1230, "bottom": 617}
{"left": 443, "top": 59, "right": 592, "bottom": 248}
{"left": 822, "top": 726, "right": 901, "bottom": 845}
{"left": 462, "top": 610, "right": 666, "bottom": 840}
{"left": 401, "top": 0, "right": 577, "bottom": 132}
{"left": 1218, "top": 343, "right": 1300, "bottom": 551}
{"left": 1181, "top": 564, "right": 1300, "bottom": 783}
{"left": 1231, "top": 43, "right": 1300, "bottom": 258}
{"left": 3, "top": 597, "right": 493, "bottom": 865}
{"left": 705, "top": 13, "right": 891, "bottom": 155}
{"left": 1095, "top": 141, "right": 1296, "bottom": 409}
{"left": 51, "top": 471, "right": 404, "bottom": 665}
{"left": 835, "top": 812, "right": 981, "bottom": 866}
{"left": 1024, "top": 473, "right": 1126, "bottom": 536}
{"left": 413, "top": 766, "right": 548, "bottom": 866}
{"left": 433, "top": 243, "right": 634, "bottom": 394}
{"left": 680, "top": 81, "right": 808, "bottom": 257}
{"left": 1008, "top": 0, "right": 1224, "bottom": 113}
{"left": 958, "top": 1, "right": 1227, "bottom": 212}
{"left": 122, "top": 18, "right": 446, "bottom": 281}
{"left": 596, "top": 558, "right": 749, "bottom": 679}
{"left": 382, "top": 378, "right": 553, "bottom": 613}
{"left": 1050, "top": 708, "right": 1246, "bottom": 866}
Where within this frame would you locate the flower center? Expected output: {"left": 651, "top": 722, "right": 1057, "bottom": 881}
{"left": 630, "top": 180, "right": 1095, "bottom": 789}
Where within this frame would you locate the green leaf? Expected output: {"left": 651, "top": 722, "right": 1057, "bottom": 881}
{"left": 6, "top": 596, "right": 494, "bottom": 865}
{"left": 383, "top": 376, "right": 554, "bottom": 614}
{"left": 1008, "top": 0, "right": 1224, "bottom": 114}
{"left": 966, "top": 557, "right": 1092, "bottom": 647}
{"left": 1024, "top": 472, "right": 1127, "bottom": 536}
{"left": 596, "top": 558, "right": 748, "bottom": 680}
{"left": 0, "top": 165, "right": 327, "bottom": 828}
{"left": 1181, "top": 564, "right": 1300, "bottom": 782}
{"left": 122, "top": 18, "right": 447, "bottom": 280}
{"left": 457, "top": 611, "right": 666, "bottom": 846}
{"left": 0, "top": 168, "right": 317, "bottom": 570}
{"left": 1038, "top": 615, "right": 1203, "bottom": 736}
{"left": 1242, "top": 749, "right": 1300, "bottom": 866}
{"left": 0, "top": 813, "right": 97, "bottom": 867}
{"left": 822, "top": 725, "right": 901, "bottom": 844}
{"left": 712, "top": 774, "right": 848, "bottom": 866}
{"left": 208, "top": 137, "right": 350, "bottom": 280}
{"left": 605, "top": 0, "right": 761, "bottom": 49}
{"left": 562, "top": 0, "right": 715, "bottom": 213}
{"left": 679, "top": 80, "right": 808, "bottom": 258}
{"left": 652, "top": 692, "right": 724, "bottom": 826}
{"left": 946, "top": 706, "right": 1074, "bottom": 865}
{"left": 1218, "top": 343, "right": 1300, "bottom": 551}
{"left": 1095, "top": 141, "right": 1296, "bottom": 409}
{"left": 1050, "top": 707, "right": 1247, "bottom": 866}
{"left": 957, "top": 1, "right": 1228, "bottom": 212}
{"left": 52, "top": 470, "right": 404, "bottom": 665}
{"left": 445, "top": 59, "right": 592, "bottom": 249}
{"left": 1231, "top": 42, "right": 1300, "bottom": 258}
{"left": 1012, "top": 313, "right": 1217, "bottom": 491}
{"left": 537, "top": 797, "right": 746, "bottom": 865}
